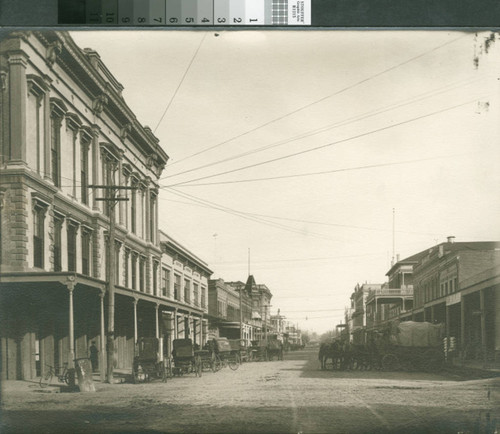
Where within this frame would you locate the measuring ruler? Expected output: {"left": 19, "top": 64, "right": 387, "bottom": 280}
{"left": 82, "top": 0, "right": 311, "bottom": 26}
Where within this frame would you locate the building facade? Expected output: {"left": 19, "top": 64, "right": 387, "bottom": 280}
{"left": 207, "top": 278, "right": 253, "bottom": 343}
{"left": 159, "top": 231, "right": 211, "bottom": 354}
{"left": 0, "top": 30, "right": 172, "bottom": 380}
{"left": 412, "top": 239, "right": 500, "bottom": 362}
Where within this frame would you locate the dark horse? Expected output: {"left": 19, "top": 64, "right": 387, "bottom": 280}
{"left": 318, "top": 340, "right": 341, "bottom": 370}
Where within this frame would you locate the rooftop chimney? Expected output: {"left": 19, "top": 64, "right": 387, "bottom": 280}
{"left": 447, "top": 236, "right": 456, "bottom": 243}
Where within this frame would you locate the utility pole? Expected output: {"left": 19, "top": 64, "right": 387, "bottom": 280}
{"left": 90, "top": 174, "right": 134, "bottom": 383}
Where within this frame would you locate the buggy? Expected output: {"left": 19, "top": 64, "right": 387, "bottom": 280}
{"left": 132, "top": 337, "right": 168, "bottom": 383}
{"left": 172, "top": 338, "right": 202, "bottom": 377}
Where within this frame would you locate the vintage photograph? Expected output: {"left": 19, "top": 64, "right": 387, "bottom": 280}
{"left": 0, "top": 29, "right": 499, "bottom": 432}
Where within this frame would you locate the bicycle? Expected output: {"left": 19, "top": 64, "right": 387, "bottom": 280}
{"left": 213, "top": 353, "right": 239, "bottom": 371}
{"left": 39, "top": 362, "right": 69, "bottom": 388}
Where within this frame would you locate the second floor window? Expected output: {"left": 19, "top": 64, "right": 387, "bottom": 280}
{"left": 131, "top": 187, "right": 137, "bottom": 234}
{"left": 201, "top": 287, "right": 206, "bottom": 308}
{"left": 50, "top": 115, "right": 61, "bottom": 187}
{"left": 193, "top": 283, "right": 199, "bottom": 307}
{"left": 81, "top": 229, "right": 91, "bottom": 275}
{"left": 153, "top": 261, "right": 159, "bottom": 295}
{"left": 33, "top": 205, "right": 45, "bottom": 268}
{"left": 174, "top": 274, "right": 181, "bottom": 301}
{"left": 131, "top": 254, "right": 137, "bottom": 290}
{"left": 67, "top": 223, "right": 77, "bottom": 272}
{"left": 53, "top": 216, "right": 63, "bottom": 272}
{"left": 162, "top": 268, "right": 170, "bottom": 297}
{"left": 80, "top": 141, "right": 89, "bottom": 205}
{"left": 184, "top": 279, "right": 190, "bottom": 303}
{"left": 139, "top": 256, "right": 145, "bottom": 292}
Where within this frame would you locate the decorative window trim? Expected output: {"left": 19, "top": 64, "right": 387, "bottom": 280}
{"left": 31, "top": 191, "right": 51, "bottom": 211}
{"left": 79, "top": 125, "right": 93, "bottom": 144}
{"left": 65, "top": 112, "right": 82, "bottom": 131}
{"left": 99, "top": 141, "right": 122, "bottom": 162}
{"left": 27, "top": 74, "right": 48, "bottom": 98}
{"left": 50, "top": 97, "right": 68, "bottom": 118}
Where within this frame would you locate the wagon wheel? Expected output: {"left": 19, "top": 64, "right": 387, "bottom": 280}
{"left": 422, "top": 349, "right": 444, "bottom": 372}
{"left": 195, "top": 356, "right": 202, "bottom": 377}
{"left": 228, "top": 355, "right": 239, "bottom": 371}
{"left": 161, "top": 360, "right": 168, "bottom": 383}
{"left": 382, "top": 353, "right": 400, "bottom": 371}
{"left": 212, "top": 354, "right": 222, "bottom": 372}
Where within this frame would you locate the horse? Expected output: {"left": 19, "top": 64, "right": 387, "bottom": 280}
{"left": 318, "top": 340, "right": 342, "bottom": 370}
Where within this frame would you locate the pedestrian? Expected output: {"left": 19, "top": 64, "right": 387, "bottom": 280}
{"left": 89, "top": 341, "right": 98, "bottom": 372}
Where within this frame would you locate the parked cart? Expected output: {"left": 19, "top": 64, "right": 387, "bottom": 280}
{"left": 211, "top": 337, "right": 239, "bottom": 370}
{"left": 228, "top": 339, "right": 249, "bottom": 363}
{"left": 132, "top": 337, "right": 168, "bottom": 383}
{"left": 376, "top": 321, "right": 445, "bottom": 372}
{"left": 172, "top": 338, "right": 202, "bottom": 377}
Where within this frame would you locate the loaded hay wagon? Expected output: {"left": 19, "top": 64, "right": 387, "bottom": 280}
{"left": 132, "top": 337, "right": 168, "bottom": 383}
{"left": 172, "top": 338, "right": 202, "bottom": 377}
{"left": 376, "top": 321, "right": 445, "bottom": 372}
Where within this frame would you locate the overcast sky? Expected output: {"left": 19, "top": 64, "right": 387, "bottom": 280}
{"left": 71, "top": 30, "right": 500, "bottom": 335}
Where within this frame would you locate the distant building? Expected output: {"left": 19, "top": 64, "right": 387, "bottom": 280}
{"left": 365, "top": 250, "right": 427, "bottom": 330}
{"left": 207, "top": 278, "right": 253, "bottom": 344}
{"left": 350, "top": 283, "right": 382, "bottom": 343}
{"left": 159, "top": 231, "right": 211, "bottom": 354}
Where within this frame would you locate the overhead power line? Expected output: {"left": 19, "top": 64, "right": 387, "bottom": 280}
{"left": 164, "top": 34, "right": 467, "bottom": 169}
{"left": 163, "top": 97, "right": 480, "bottom": 188}
{"left": 153, "top": 33, "right": 207, "bottom": 133}
{"left": 160, "top": 71, "right": 484, "bottom": 181}
{"left": 161, "top": 186, "right": 445, "bottom": 238}
{"left": 164, "top": 187, "right": 337, "bottom": 241}
{"left": 173, "top": 153, "right": 471, "bottom": 187}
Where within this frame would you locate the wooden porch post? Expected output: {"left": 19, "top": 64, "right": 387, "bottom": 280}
{"left": 480, "top": 289, "right": 487, "bottom": 365}
{"left": 133, "top": 298, "right": 138, "bottom": 345}
{"left": 99, "top": 289, "right": 106, "bottom": 382}
{"left": 66, "top": 280, "right": 75, "bottom": 369}
{"left": 155, "top": 303, "right": 159, "bottom": 339}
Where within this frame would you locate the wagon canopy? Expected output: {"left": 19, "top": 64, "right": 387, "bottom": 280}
{"left": 173, "top": 338, "right": 194, "bottom": 357}
{"left": 390, "top": 321, "right": 444, "bottom": 347}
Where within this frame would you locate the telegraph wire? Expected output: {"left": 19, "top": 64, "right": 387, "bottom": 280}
{"left": 160, "top": 71, "right": 485, "bottom": 181}
{"left": 164, "top": 34, "right": 467, "bottom": 169}
{"left": 153, "top": 33, "right": 207, "bottom": 134}
{"left": 173, "top": 153, "right": 471, "bottom": 187}
{"left": 164, "top": 187, "right": 338, "bottom": 241}
{"left": 159, "top": 189, "right": 444, "bottom": 238}
{"left": 163, "top": 97, "right": 480, "bottom": 188}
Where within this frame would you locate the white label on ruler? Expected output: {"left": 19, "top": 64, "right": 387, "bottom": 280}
{"left": 245, "top": 1, "right": 265, "bottom": 25}
{"left": 288, "top": 0, "right": 311, "bottom": 25}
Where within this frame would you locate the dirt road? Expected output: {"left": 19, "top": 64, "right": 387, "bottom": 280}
{"left": 1, "top": 348, "right": 499, "bottom": 433}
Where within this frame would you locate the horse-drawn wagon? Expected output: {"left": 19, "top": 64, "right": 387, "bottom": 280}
{"left": 376, "top": 321, "right": 445, "bottom": 372}
{"left": 172, "top": 338, "right": 202, "bottom": 377}
{"left": 132, "top": 337, "right": 168, "bottom": 383}
{"left": 228, "top": 339, "right": 249, "bottom": 363}
{"left": 250, "top": 335, "right": 284, "bottom": 361}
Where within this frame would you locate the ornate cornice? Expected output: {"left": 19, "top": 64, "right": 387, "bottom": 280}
{"left": 46, "top": 40, "right": 62, "bottom": 68}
